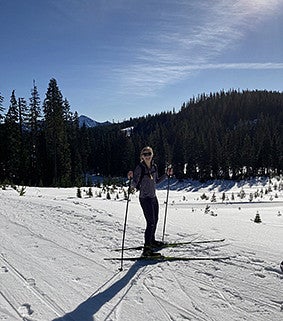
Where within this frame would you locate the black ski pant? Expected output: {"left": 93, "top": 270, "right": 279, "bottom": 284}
{"left": 139, "top": 196, "right": 159, "bottom": 246}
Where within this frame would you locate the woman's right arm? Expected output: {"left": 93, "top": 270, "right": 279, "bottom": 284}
{"left": 129, "top": 165, "right": 142, "bottom": 189}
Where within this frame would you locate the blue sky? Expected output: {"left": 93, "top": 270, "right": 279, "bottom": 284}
{"left": 1, "top": 0, "right": 283, "bottom": 122}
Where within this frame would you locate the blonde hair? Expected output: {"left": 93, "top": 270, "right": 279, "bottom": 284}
{"left": 140, "top": 146, "right": 153, "bottom": 160}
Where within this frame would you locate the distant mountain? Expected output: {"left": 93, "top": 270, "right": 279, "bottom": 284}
{"left": 78, "top": 115, "right": 111, "bottom": 128}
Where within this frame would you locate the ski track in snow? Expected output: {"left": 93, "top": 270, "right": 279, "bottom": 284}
{"left": 0, "top": 253, "right": 66, "bottom": 320}
{"left": 0, "top": 182, "right": 282, "bottom": 321}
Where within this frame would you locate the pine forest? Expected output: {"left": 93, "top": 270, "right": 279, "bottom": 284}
{"left": 0, "top": 78, "right": 282, "bottom": 187}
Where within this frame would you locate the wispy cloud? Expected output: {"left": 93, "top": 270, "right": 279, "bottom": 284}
{"left": 115, "top": 0, "right": 283, "bottom": 96}
{"left": 185, "top": 62, "right": 283, "bottom": 70}
{"left": 115, "top": 62, "right": 283, "bottom": 96}
{"left": 48, "top": 0, "right": 283, "bottom": 97}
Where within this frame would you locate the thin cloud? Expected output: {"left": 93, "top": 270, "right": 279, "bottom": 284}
{"left": 116, "top": 0, "right": 283, "bottom": 95}
{"left": 115, "top": 62, "right": 283, "bottom": 97}
{"left": 47, "top": 0, "right": 283, "bottom": 97}
{"left": 189, "top": 63, "right": 283, "bottom": 70}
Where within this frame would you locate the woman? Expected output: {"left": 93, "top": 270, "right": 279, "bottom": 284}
{"left": 128, "top": 146, "right": 173, "bottom": 257}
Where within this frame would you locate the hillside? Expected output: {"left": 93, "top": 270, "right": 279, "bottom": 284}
{"left": 78, "top": 115, "right": 111, "bottom": 128}
{"left": 88, "top": 89, "right": 283, "bottom": 179}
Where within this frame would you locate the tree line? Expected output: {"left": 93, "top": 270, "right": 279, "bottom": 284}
{"left": 0, "top": 79, "right": 83, "bottom": 186}
{"left": 0, "top": 79, "right": 282, "bottom": 186}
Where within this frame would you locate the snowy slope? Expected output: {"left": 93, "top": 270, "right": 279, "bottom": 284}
{"left": 0, "top": 179, "right": 282, "bottom": 321}
{"left": 78, "top": 115, "right": 111, "bottom": 128}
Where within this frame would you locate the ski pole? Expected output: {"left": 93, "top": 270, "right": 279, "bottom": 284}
{"left": 162, "top": 165, "right": 172, "bottom": 242}
{"left": 119, "top": 177, "right": 132, "bottom": 271}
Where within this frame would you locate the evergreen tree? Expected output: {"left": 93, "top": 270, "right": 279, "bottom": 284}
{"left": 0, "top": 92, "right": 4, "bottom": 122}
{"left": 28, "top": 81, "right": 41, "bottom": 185}
{"left": 0, "top": 92, "right": 5, "bottom": 181}
{"left": 79, "top": 123, "right": 92, "bottom": 177}
{"left": 69, "top": 111, "right": 83, "bottom": 185}
{"left": 18, "top": 97, "right": 29, "bottom": 183}
{"left": 18, "top": 97, "right": 28, "bottom": 135}
{"left": 43, "top": 78, "right": 71, "bottom": 186}
{"left": 29, "top": 80, "right": 41, "bottom": 132}
{"left": 63, "top": 98, "right": 72, "bottom": 121}
{"left": 5, "top": 90, "right": 21, "bottom": 183}
{"left": 6, "top": 90, "right": 18, "bottom": 122}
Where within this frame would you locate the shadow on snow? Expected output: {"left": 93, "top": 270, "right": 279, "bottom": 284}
{"left": 52, "top": 261, "right": 154, "bottom": 321}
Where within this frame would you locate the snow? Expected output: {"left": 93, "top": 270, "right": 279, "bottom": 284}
{"left": 0, "top": 179, "right": 282, "bottom": 321}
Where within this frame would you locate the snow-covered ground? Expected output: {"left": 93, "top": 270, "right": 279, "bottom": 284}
{"left": 0, "top": 178, "right": 282, "bottom": 321}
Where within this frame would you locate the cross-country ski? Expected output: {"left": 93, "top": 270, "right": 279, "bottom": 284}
{"left": 105, "top": 255, "right": 232, "bottom": 262}
{"left": 113, "top": 238, "right": 226, "bottom": 251}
